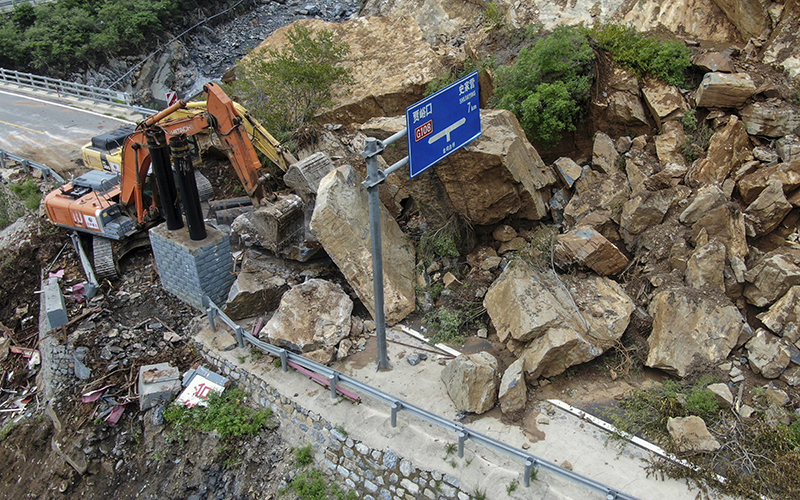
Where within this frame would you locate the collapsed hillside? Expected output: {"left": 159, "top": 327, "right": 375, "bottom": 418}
{"left": 2, "top": 0, "right": 800, "bottom": 498}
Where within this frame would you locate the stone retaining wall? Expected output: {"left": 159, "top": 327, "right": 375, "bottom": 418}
{"left": 196, "top": 344, "right": 473, "bottom": 500}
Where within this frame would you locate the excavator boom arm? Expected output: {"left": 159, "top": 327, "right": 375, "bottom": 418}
{"left": 119, "top": 82, "right": 275, "bottom": 222}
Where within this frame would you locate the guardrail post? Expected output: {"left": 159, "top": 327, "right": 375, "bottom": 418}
{"left": 280, "top": 349, "right": 288, "bottom": 372}
{"left": 234, "top": 326, "right": 245, "bottom": 348}
{"left": 391, "top": 401, "right": 401, "bottom": 428}
{"left": 21, "top": 159, "right": 30, "bottom": 175}
{"left": 202, "top": 296, "right": 218, "bottom": 331}
{"left": 524, "top": 458, "right": 536, "bottom": 487}
{"left": 0, "top": 150, "right": 6, "bottom": 169}
{"left": 458, "top": 431, "right": 467, "bottom": 458}
{"left": 329, "top": 373, "right": 339, "bottom": 399}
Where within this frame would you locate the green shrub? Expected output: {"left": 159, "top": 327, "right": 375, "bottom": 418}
{"left": 681, "top": 109, "right": 698, "bottom": 132}
{"left": 227, "top": 24, "right": 354, "bottom": 142}
{"left": 163, "top": 388, "right": 272, "bottom": 440}
{"left": 493, "top": 25, "right": 594, "bottom": 147}
{"left": 483, "top": 2, "right": 506, "bottom": 32}
{"left": 418, "top": 216, "right": 464, "bottom": 263}
{"left": 591, "top": 24, "right": 691, "bottom": 87}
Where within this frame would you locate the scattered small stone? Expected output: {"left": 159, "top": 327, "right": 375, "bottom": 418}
{"left": 739, "top": 404, "right": 756, "bottom": 419}
{"left": 407, "top": 354, "right": 422, "bottom": 366}
{"left": 561, "top": 460, "right": 573, "bottom": 470}
{"left": 476, "top": 328, "right": 488, "bottom": 339}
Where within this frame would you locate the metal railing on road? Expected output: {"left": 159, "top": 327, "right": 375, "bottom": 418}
{"left": 0, "top": 67, "right": 156, "bottom": 115}
{"left": 0, "top": 150, "right": 64, "bottom": 184}
{"left": 202, "top": 295, "right": 640, "bottom": 500}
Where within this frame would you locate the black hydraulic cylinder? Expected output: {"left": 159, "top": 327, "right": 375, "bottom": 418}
{"left": 170, "top": 134, "right": 207, "bottom": 241}
{"left": 146, "top": 128, "right": 183, "bottom": 230}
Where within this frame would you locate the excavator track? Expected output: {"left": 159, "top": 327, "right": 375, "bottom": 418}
{"left": 93, "top": 236, "right": 120, "bottom": 281}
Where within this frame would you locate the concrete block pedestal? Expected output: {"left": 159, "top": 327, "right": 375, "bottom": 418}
{"left": 149, "top": 223, "right": 234, "bottom": 309}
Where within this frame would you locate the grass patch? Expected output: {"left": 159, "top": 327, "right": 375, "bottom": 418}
{"left": 294, "top": 443, "right": 314, "bottom": 466}
{"left": 418, "top": 216, "right": 466, "bottom": 265}
{"left": 283, "top": 469, "right": 359, "bottom": 500}
{"left": 506, "top": 479, "right": 518, "bottom": 495}
{"left": 423, "top": 305, "right": 483, "bottom": 345}
{"left": 10, "top": 179, "right": 41, "bottom": 211}
{"left": 163, "top": 388, "right": 272, "bottom": 441}
{"left": 0, "top": 421, "right": 15, "bottom": 442}
{"left": 682, "top": 120, "right": 713, "bottom": 163}
{"left": 605, "top": 375, "right": 800, "bottom": 497}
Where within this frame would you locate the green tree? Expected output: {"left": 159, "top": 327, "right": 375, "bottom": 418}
{"left": 12, "top": 2, "right": 37, "bottom": 29}
{"left": 493, "top": 25, "right": 594, "bottom": 147}
{"left": 228, "top": 24, "right": 354, "bottom": 141}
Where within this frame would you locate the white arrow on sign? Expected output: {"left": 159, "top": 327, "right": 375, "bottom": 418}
{"left": 428, "top": 117, "right": 466, "bottom": 144}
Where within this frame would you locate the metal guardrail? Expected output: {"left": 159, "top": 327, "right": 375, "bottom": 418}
{"left": 0, "top": 150, "right": 64, "bottom": 183}
{"left": 201, "top": 296, "right": 640, "bottom": 500}
{"left": 0, "top": 67, "right": 156, "bottom": 115}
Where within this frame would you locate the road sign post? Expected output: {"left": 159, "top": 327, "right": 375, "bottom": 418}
{"left": 362, "top": 72, "right": 481, "bottom": 371}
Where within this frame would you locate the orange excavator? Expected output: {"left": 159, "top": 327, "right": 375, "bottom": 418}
{"left": 43, "top": 82, "right": 296, "bottom": 278}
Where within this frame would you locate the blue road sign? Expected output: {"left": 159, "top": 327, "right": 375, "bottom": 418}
{"left": 406, "top": 71, "right": 481, "bottom": 178}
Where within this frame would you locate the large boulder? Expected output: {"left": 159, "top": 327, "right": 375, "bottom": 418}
{"left": 737, "top": 160, "right": 800, "bottom": 204}
{"left": 360, "top": 109, "right": 557, "bottom": 225}
{"left": 690, "top": 203, "right": 748, "bottom": 261}
{"left": 744, "top": 180, "right": 792, "bottom": 237}
{"left": 564, "top": 171, "right": 631, "bottom": 227}
{"left": 740, "top": 101, "right": 800, "bottom": 137}
{"left": 592, "top": 132, "right": 621, "bottom": 175}
{"left": 744, "top": 253, "right": 800, "bottom": 308}
{"left": 694, "top": 72, "right": 756, "bottom": 108}
{"left": 620, "top": 186, "right": 692, "bottom": 237}
{"left": 483, "top": 263, "right": 575, "bottom": 344}
{"left": 554, "top": 226, "right": 629, "bottom": 276}
{"left": 310, "top": 165, "right": 415, "bottom": 325}
{"left": 249, "top": 17, "right": 446, "bottom": 124}
{"left": 746, "top": 329, "right": 791, "bottom": 379}
{"left": 498, "top": 358, "right": 527, "bottom": 414}
{"left": 654, "top": 121, "right": 688, "bottom": 167}
{"left": 641, "top": 77, "right": 688, "bottom": 130}
{"left": 685, "top": 240, "right": 727, "bottom": 291}
{"left": 484, "top": 261, "right": 634, "bottom": 379}
{"left": 521, "top": 328, "right": 602, "bottom": 380}
{"left": 679, "top": 185, "right": 727, "bottom": 225}
{"left": 757, "top": 286, "right": 800, "bottom": 342}
{"left": 646, "top": 287, "right": 746, "bottom": 377}
{"left": 263, "top": 279, "right": 353, "bottom": 353}
{"left": 434, "top": 109, "right": 557, "bottom": 224}
{"left": 686, "top": 115, "right": 751, "bottom": 188}
{"left": 590, "top": 64, "right": 649, "bottom": 131}
{"left": 225, "top": 272, "right": 289, "bottom": 320}
{"left": 441, "top": 352, "right": 499, "bottom": 414}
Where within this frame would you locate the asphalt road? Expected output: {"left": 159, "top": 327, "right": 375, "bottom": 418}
{"left": 0, "top": 86, "right": 136, "bottom": 175}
